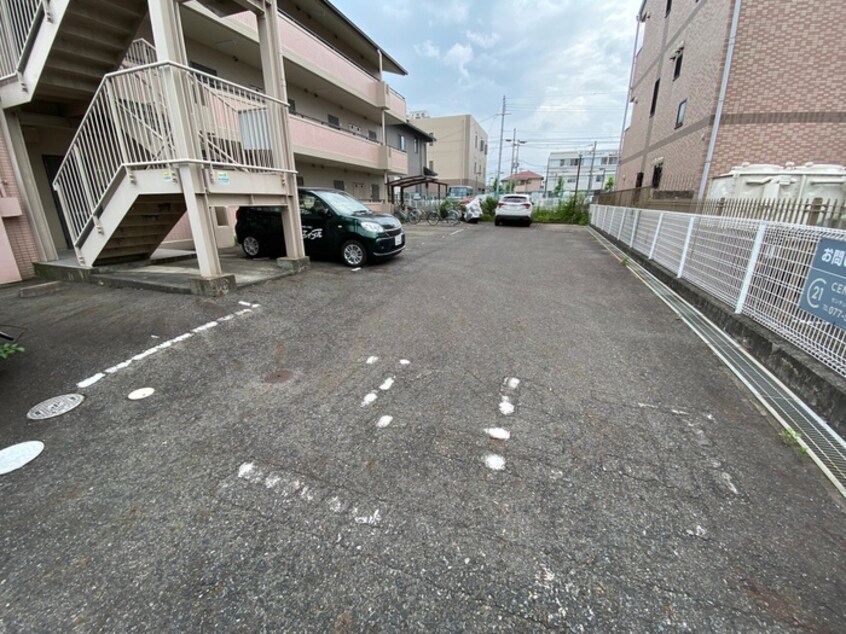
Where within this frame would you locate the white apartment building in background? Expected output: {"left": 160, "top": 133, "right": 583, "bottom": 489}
{"left": 545, "top": 149, "right": 619, "bottom": 196}
{"left": 410, "top": 113, "right": 488, "bottom": 194}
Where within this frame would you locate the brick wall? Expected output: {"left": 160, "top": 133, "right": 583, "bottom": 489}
{"left": 619, "top": 0, "right": 846, "bottom": 194}
{"left": 0, "top": 127, "right": 38, "bottom": 281}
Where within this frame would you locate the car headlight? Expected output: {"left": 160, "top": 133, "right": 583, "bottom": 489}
{"left": 360, "top": 221, "right": 384, "bottom": 233}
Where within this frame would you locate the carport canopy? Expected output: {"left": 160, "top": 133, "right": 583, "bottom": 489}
{"left": 387, "top": 175, "right": 451, "bottom": 204}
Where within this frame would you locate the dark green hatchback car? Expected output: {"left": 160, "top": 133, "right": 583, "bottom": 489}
{"left": 235, "top": 188, "right": 405, "bottom": 267}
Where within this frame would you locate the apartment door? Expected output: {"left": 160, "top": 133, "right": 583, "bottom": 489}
{"left": 43, "top": 155, "right": 73, "bottom": 249}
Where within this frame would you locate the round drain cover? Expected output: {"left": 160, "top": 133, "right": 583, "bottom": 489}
{"left": 0, "top": 441, "right": 44, "bottom": 475}
{"left": 27, "top": 394, "right": 84, "bottom": 420}
{"left": 264, "top": 370, "right": 293, "bottom": 384}
{"left": 128, "top": 388, "right": 155, "bottom": 401}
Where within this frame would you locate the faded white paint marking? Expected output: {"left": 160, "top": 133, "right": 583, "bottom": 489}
{"left": 379, "top": 377, "right": 394, "bottom": 391}
{"left": 449, "top": 228, "right": 464, "bottom": 236}
{"left": 484, "top": 454, "right": 505, "bottom": 471}
{"left": 706, "top": 413, "right": 715, "bottom": 421}
{"left": 0, "top": 441, "right": 45, "bottom": 476}
{"left": 671, "top": 408, "right": 690, "bottom": 416}
{"left": 218, "top": 314, "right": 235, "bottom": 322}
{"left": 192, "top": 321, "right": 219, "bottom": 333}
{"left": 77, "top": 373, "right": 105, "bottom": 389}
{"left": 234, "top": 308, "right": 252, "bottom": 316}
{"left": 376, "top": 416, "right": 393, "bottom": 428}
{"left": 300, "top": 486, "right": 315, "bottom": 501}
{"left": 354, "top": 509, "right": 382, "bottom": 525}
{"left": 499, "top": 397, "right": 515, "bottom": 416}
{"left": 264, "top": 475, "right": 281, "bottom": 489}
{"left": 361, "top": 392, "right": 378, "bottom": 407}
{"left": 366, "top": 356, "right": 379, "bottom": 365}
{"left": 127, "top": 388, "right": 155, "bottom": 401}
{"left": 151, "top": 335, "right": 160, "bottom": 339}
{"left": 536, "top": 565, "right": 556, "bottom": 588}
{"left": 399, "top": 359, "right": 410, "bottom": 366}
{"left": 637, "top": 402, "right": 659, "bottom": 409}
{"left": 485, "top": 427, "right": 511, "bottom": 440}
{"left": 238, "top": 462, "right": 256, "bottom": 479}
{"left": 351, "top": 267, "right": 361, "bottom": 272}
{"left": 721, "top": 472, "right": 739, "bottom": 495}
{"left": 504, "top": 377, "right": 520, "bottom": 389}
{"left": 238, "top": 301, "right": 252, "bottom": 307}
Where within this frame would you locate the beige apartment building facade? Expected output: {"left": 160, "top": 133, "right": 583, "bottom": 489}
{"left": 410, "top": 113, "right": 488, "bottom": 193}
{"left": 619, "top": 0, "right": 846, "bottom": 197}
{"left": 0, "top": 0, "right": 410, "bottom": 287}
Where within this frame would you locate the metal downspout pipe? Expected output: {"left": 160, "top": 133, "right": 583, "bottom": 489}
{"left": 698, "top": 0, "right": 742, "bottom": 200}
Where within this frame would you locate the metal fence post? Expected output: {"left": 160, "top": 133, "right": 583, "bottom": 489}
{"left": 734, "top": 222, "right": 767, "bottom": 314}
{"left": 677, "top": 215, "right": 697, "bottom": 278}
{"left": 649, "top": 212, "right": 665, "bottom": 260}
{"left": 617, "top": 208, "right": 626, "bottom": 239}
{"left": 629, "top": 208, "right": 640, "bottom": 247}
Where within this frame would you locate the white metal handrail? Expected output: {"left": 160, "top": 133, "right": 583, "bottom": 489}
{"left": 53, "top": 61, "right": 291, "bottom": 244}
{"left": 0, "top": 0, "right": 45, "bottom": 80}
{"left": 121, "top": 38, "right": 157, "bottom": 68}
{"left": 591, "top": 204, "right": 846, "bottom": 379}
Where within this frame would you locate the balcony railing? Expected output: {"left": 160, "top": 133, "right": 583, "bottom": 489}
{"left": 0, "top": 0, "right": 45, "bottom": 80}
{"left": 53, "top": 61, "right": 291, "bottom": 244}
{"left": 122, "top": 38, "right": 157, "bottom": 68}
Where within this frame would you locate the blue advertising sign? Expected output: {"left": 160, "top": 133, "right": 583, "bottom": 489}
{"left": 799, "top": 237, "right": 846, "bottom": 330}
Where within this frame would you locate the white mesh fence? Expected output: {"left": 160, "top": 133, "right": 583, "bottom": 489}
{"left": 591, "top": 204, "right": 846, "bottom": 378}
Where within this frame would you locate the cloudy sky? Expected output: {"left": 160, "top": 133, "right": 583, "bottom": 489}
{"left": 331, "top": 0, "right": 643, "bottom": 183}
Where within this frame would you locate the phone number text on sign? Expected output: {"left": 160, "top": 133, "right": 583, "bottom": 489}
{"left": 799, "top": 237, "right": 846, "bottom": 330}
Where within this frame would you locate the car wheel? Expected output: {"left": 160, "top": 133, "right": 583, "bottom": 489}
{"left": 241, "top": 235, "right": 263, "bottom": 258}
{"left": 494, "top": 217, "right": 500, "bottom": 226}
{"left": 525, "top": 219, "right": 532, "bottom": 227}
{"left": 470, "top": 218, "right": 479, "bottom": 224}
{"left": 341, "top": 240, "right": 367, "bottom": 267}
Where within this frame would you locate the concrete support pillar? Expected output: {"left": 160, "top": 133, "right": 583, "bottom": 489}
{"left": 256, "top": 2, "right": 305, "bottom": 260}
{"left": 2, "top": 111, "right": 57, "bottom": 262}
{"left": 148, "top": 0, "right": 222, "bottom": 279}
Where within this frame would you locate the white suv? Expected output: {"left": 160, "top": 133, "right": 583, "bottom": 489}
{"left": 495, "top": 194, "right": 533, "bottom": 227}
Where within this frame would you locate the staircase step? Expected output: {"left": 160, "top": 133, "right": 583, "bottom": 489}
{"left": 64, "top": 4, "right": 144, "bottom": 35}
{"left": 74, "top": 0, "right": 148, "bottom": 22}
{"left": 45, "top": 56, "right": 116, "bottom": 83}
{"left": 37, "top": 72, "right": 101, "bottom": 99}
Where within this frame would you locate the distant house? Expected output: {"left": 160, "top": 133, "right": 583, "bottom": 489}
{"left": 504, "top": 171, "right": 544, "bottom": 195}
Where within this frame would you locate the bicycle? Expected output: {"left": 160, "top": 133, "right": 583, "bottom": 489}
{"left": 425, "top": 205, "right": 460, "bottom": 226}
{"left": 392, "top": 203, "right": 420, "bottom": 224}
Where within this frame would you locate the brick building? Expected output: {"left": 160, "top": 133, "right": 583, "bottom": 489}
{"left": 618, "top": 0, "right": 846, "bottom": 198}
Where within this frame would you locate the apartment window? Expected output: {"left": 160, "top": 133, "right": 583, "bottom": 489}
{"left": 635, "top": 172, "right": 644, "bottom": 188}
{"left": 649, "top": 79, "right": 660, "bottom": 117}
{"left": 333, "top": 180, "right": 345, "bottom": 191}
{"left": 675, "top": 100, "right": 687, "bottom": 128}
{"left": 665, "top": 0, "right": 672, "bottom": 16}
{"left": 474, "top": 134, "right": 478, "bottom": 149}
{"left": 413, "top": 137, "right": 419, "bottom": 153}
{"left": 595, "top": 175, "right": 603, "bottom": 183}
{"left": 288, "top": 98, "right": 297, "bottom": 114}
{"left": 328, "top": 114, "right": 340, "bottom": 129}
{"left": 673, "top": 50, "right": 683, "bottom": 80}
{"left": 398, "top": 135, "right": 406, "bottom": 152}
{"left": 296, "top": 176, "right": 304, "bottom": 186}
{"left": 567, "top": 177, "right": 576, "bottom": 184}
{"left": 651, "top": 163, "right": 663, "bottom": 188}
{"left": 371, "top": 184, "right": 380, "bottom": 201}
{"left": 368, "top": 130, "right": 378, "bottom": 141}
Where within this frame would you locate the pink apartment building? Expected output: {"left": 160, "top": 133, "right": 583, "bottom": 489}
{"left": 619, "top": 0, "right": 846, "bottom": 198}
{"left": 0, "top": 0, "right": 411, "bottom": 287}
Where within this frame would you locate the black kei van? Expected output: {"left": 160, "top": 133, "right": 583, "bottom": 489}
{"left": 235, "top": 188, "right": 405, "bottom": 267}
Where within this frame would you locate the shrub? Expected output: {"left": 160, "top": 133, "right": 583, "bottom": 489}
{"left": 532, "top": 195, "right": 590, "bottom": 225}
{"left": 0, "top": 342, "right": 24, "bottom": 360}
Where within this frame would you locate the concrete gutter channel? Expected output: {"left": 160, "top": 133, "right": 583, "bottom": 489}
{"left": 591, "top": 226, "right": 846, "bottom": 438}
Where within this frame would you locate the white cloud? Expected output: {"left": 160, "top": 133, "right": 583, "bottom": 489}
{"left": 443, "top": 42, "right": 474, "bottom": 77}
{"left": 466, "top": 30, "right": 499, "bottom": 49}
{"left": 414, "top": 40, "right": 441, "bottom": 59}
{"left": 421, "top": 0, "right": 470, "bottom": 24}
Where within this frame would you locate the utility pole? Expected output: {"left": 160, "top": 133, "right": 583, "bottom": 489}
{"left": 587, "top": 141, "right": 597, "bottom": 196}
{"left": 574, "top": 152, "right": 582, "bottom": 201}
{"left": 495, "top": 95, "right": 506, "bottom": 196}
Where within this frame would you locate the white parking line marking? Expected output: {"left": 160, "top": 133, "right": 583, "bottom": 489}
{"left": 376, "top": 416, "right": 393, "bottom": 428}
{"left": 485, "top": 427, "right": 511, "bottom": 440}
{"left": 75, "top": 305, "right": 258, "bottom": 390}
{"left": 499, "top": 396, "right": 515, "bottom": 415}
{"left": 484, "top": 454, "right": 506, "bottom": 471}
{"left": 449, "top": 229, "right": 464, "bottom": 236}
{"left": 379, "top": 377, "right": 394, "bottom": 391}
{"left": 361, "top": 392, "right": 378, "bottom": 407}
{"left": 366, "top": 356, "right": 379, "bottom": 364}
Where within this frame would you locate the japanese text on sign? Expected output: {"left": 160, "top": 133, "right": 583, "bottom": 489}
{"left": 799, "top": 237, "right": 846, "bottom": 330}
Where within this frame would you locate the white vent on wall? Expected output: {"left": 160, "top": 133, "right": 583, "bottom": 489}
{"left": 348, "top": 124, "right": 361, "bottom": 133}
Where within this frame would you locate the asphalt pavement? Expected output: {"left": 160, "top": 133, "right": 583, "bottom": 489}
{"left": 1, "top": 222, "right": 844, "bottom": 632}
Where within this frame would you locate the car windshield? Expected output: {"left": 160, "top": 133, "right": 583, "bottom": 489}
{"left": 315, "top": 191, "right": 372, "bottom": 216}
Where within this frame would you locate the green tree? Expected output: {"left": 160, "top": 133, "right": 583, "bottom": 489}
{"left": 554, "top": 176, "right": 565, "bottom": 197}
{"left": 603, "top": 175, "right": 615, "bottom": 192}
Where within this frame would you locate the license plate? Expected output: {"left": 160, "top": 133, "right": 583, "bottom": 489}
{"left": 394, "top": 235, "right": 402, "bottom": 246}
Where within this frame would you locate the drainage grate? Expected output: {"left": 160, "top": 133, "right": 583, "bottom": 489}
{"left": 27, "top": 394, "right": 85, "bottom": 420}
{"left": 590, "top": 229, "right": 846, "bottom": 499}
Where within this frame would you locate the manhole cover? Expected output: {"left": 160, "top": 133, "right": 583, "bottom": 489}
{"left": 0, "top": 441, "right": 44, "bottom": 475}
{"left": 27, "top": 394, "right": 84, "bottom": 420}
{"left": 128, "top": 388, "right": 155, "bottom": 400}
{"left": 264, "top": 370, "right": 293, "bottom": 384}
